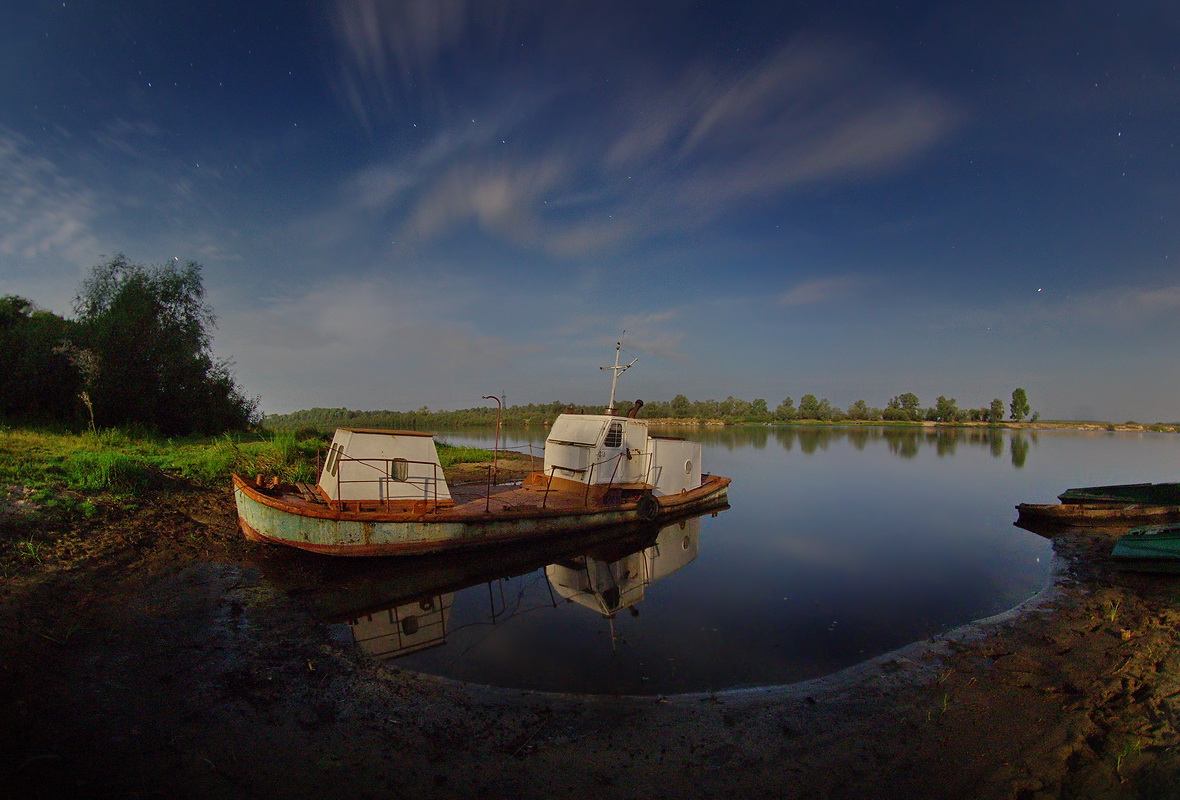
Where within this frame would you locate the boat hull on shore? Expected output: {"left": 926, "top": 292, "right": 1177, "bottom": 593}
{"left": 1015, "top": 501, "right": 1180, "bottom": 531}
{"left": 1111, "top": 524, "right": 1180, "bottom": 570}
{"left": 233, "top": 472, "right": 731, "bottom": 557}
{"left": 1058, "top": 482, "right": 1180, "bottom": 505}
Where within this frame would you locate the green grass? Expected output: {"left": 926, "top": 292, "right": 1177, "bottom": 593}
{"left": 435, "top": 442, "right": 495, "bottom": 469}
{"left": 0, "top": 425, "right": 337, "bottom": 574}
{"left": 0, "top": 426, "right": 326, "bottom": 499}
{"left": 0, "top": 427, "right": 496, "bottom": 500}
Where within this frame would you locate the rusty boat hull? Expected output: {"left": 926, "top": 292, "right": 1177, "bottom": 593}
{"left": 233, "top": 472, "right": 731, "bottom": 557}
{"left": 1015, "top": 501, "right": 1180, "bottom": 532}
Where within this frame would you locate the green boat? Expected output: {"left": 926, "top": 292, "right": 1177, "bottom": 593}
{"left": 1059, "top": 482, "right": 1180, "bottom": 505}
{"left": 1111, "top": 524, "right": 1180, "bottom": 571}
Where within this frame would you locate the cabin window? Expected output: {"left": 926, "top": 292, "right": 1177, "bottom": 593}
{"left": 390, "top": 458, "right": 409, "bottom": 482}
{"left": 604, "top": 421, "right": 624, "bottom": 448}
{"left": 327, "top": 443, "right": 343, "bottom": 476}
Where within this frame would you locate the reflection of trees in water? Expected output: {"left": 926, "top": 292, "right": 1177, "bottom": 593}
{"left": 885, "top": 429, "right": 921, "bottom": 459}
{"left": 988, "top": 429, "right": 1005, "bottom": 458}
{"left": 1011, "top": 434, "right": 1030, "bottom": 468}
{"left": 935, "top": 431, "right": 958, "bottom": 457}
{"left": 660, "top": 424, "right": 1039, "bottom": 467}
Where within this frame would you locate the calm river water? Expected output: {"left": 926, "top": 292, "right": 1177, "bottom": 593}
{"left": 308, "top": 426, "right": 1180, "bottom": 695}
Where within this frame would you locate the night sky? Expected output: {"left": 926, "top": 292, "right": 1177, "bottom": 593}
{"left": 2, "top": 1, "right": 1177, "bottom": 421}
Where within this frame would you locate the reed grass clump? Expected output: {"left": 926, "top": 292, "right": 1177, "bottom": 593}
{"left": 64, "top": 450, "right": 155, "bottom": 492}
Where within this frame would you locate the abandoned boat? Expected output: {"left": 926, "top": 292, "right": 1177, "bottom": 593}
{"left": 1111, "top": 524, "right": 1180, "bottom": 567}
{"left": 1058, "top": 482, "right": 1180, "bottom": 505}
{"left": 233, "top": 415, "right": 731, "bottom": 557}
{"left": 1014, "top": 500, "right": 1180, "bottom": 530}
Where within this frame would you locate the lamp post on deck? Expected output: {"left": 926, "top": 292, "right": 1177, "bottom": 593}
{"left": 482, "top": 394, "right": 502, "bottom": 484}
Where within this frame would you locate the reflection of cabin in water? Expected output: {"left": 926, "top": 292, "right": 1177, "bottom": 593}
{"left": 348, "top": 594, "right": 453, "bottom": 659}
{"left": 547, "top": 517, "right": 700, "bottom": 616}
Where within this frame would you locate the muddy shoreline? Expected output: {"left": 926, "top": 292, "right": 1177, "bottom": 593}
{"left": 3, "top": 484, "right": 1180, "bottom": 798}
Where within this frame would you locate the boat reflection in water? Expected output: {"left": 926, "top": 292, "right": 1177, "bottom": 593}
{"left": 349, "top": 593, "right": 455, "bottom": 660}
{"left": 547, "top": 520, "right": 699, "bottom": 618}
{"left": 276, "top": 510, "right": 719, "bottom": 665}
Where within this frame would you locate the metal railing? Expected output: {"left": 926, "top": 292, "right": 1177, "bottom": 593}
{"left": 541, "top": 448, "right": 653, "bottom": 509}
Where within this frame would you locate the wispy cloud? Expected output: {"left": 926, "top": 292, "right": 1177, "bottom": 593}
{"left": 218, "top": 270, "right": 541, "bottom": 410}
{"left": 399, "top": 157, "right": 567, "bottom": 245}
{"left": 618, "top": 310, "right": 686, "bottom": 360}
{"left": 919, "top": 281, "right": 1180, "bottom": 337}
{"left": 328, "top": 0, "right": 514, "bottom": 128}
{"left": 322, "top": 7, "right": 957, "bottom": 259}
{"left": 1039, "top": 284, "right": 1180, "bottom": 328}
{"left": 779, "top": 275, "right": 869, "bottom": 307}
{"left": 607, "top": 37, "right": 957, "bottom": 221}
{"left": 0, "top": 128, "right": 100, "bottom": 262}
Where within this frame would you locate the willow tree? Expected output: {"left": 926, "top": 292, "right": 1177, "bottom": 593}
{"left": 74, "top": 254, "right": 257, "bottom": 435}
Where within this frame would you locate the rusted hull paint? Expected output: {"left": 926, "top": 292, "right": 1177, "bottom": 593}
{"left": 232, "top": 473, "right": 731, "bottom": 557}
{"left": 1015, "top": 502, "right": 1180, "bottom": 530}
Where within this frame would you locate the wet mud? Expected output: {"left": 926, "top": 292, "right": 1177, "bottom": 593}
{"left": 3, "top": 484, "right": 1180, "bottom": 799}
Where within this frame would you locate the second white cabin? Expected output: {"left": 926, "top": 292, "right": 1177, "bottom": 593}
{"left": 542, "top": 413, "right": 702, "bottom": 497}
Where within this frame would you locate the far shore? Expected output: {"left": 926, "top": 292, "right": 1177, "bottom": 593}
{"left": 540, "top": 417, "right": 1180, "bottom": 433}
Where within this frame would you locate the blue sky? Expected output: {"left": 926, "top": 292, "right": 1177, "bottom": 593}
{"left": 1, "top": 1, "right": 1178, "bottom": 421}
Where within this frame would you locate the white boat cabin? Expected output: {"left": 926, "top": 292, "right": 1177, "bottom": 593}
{"left": 543, "top": 413, "right": 701, "bottom": 496}
{"left": 318, "top": 428, "right": 452, "bottom": 505}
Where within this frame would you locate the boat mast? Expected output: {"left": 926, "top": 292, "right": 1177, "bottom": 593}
{"left": 600, "top": 333, "right": 637, "bottom": 415}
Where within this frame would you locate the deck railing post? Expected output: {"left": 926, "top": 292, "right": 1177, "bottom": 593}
{"left": 543, "top": 466, "right": 556, "bottom": 509}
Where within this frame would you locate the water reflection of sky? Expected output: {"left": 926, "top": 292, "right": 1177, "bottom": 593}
{"left": 324, "top": 427, "right": 1180, "bottom": 695}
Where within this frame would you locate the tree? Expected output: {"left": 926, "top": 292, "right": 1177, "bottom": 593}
{"left": 774, "top": 397, "right": 797, "bottom": 421}
{"left": 798, "top": 394, "right": 821, "bottom": 420}
{"left": 670, "top": 394, "right": 690, "bottom": 418}
{"left": 884, "top": 392, "right": 922, "bottom": 421}
{"left": 74, "top": 254, "right": 258, "bottom": 435}
{"left": 986, "top": 398, "right": 1004, "bottom": 423}
{"left": 932, "top": 396, "right": 960, "bottom": 422}
{"left": 1010, "top": 388, "right": 1030, "bottom": 421}
{"left": 847, "top": 399, "right": 870, "bottom": 420}
{"left": 0, "top": 296, "right": 81, "bottom": 422}
{"left": 798, "top": 394, "right": 833, "bottom": 421}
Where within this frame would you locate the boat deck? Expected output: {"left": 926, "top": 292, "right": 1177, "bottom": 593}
{"left": 259, "top": 478, "right": 626, "bottom": 519}
{"left": 446, "top": 481, "right": 584, "bottom": 514}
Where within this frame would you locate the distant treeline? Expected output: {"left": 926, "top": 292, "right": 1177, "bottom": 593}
{"left": 265, "top": 389, "right": 1037, "bottom": 431}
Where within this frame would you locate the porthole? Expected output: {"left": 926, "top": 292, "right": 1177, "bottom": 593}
{"left": 684, "top": 459, "right": 693, "bottom": 474}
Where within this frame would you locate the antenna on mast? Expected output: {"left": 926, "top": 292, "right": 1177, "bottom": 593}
{"left": 600, "top": 332, "right": 637, "bottom": 414}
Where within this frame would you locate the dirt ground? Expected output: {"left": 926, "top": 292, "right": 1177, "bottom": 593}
{"left": 4, "top": 477, "right": 1180, "bottom": 799}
